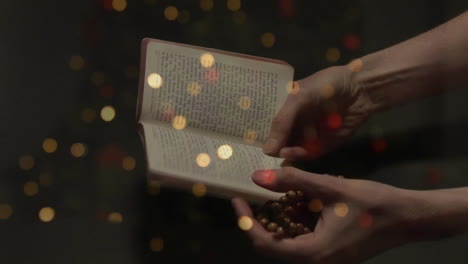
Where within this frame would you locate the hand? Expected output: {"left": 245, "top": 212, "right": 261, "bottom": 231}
{"left": 263, "top": 65, "right": 377, "bottom": 160}
{"left": 232, "top": 167, "right": 423, "bottom": 264}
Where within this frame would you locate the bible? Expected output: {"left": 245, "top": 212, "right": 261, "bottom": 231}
{"left": 137, "top": 38, "right": 294, "bottom": 202}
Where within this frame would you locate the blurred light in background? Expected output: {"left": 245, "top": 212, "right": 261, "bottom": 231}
{"left": 164, "top": 6, "right": 179, "bottom": 21}
{"left": 19, "top": 155, "right": 34, "bottom": 171}
{"left": 260, "top": 32, "right": 276, "bottom": 48}
{"left": 122, "top": 156, "right": 136, "bottom": 171}
{"left": 227, "top": 0, "right": 241, "bottom": 12}
{"left": 334, "top": 202, "right": 349, "bottom": 217}
{"left": 195, "top": 153, "right": 211, "bottom": 168}
{"left": 172, "top": 115, "right": 187, "bottom": 130}
{"left": 200, "top": 0, "right": 214, "bottom": 12}
{"left": 42, "top": 138, "right": 58, "bottom": 154}
{"left": 69, "top": 55, "right": 85, "bottom": 71}
{"left": 147, "top": 73, "right": 163, "bottom": 89}
{"left": 192, "top": 183, "right": 207, "bottom": 197}
{"left": 24, "top": 181, "right": 39, "bottom": 197}
{"left": 237, "top": 216, "right": 253, "bottom": 231}
{"left": 112, "top": 0, "right": 127, "bottom": 12}
{"left": 200, "top": 53, "right": 215, "bottom": 68}
{"left": 38, "top": 207, "right": 55, "bottom": 222}
{"left": 243, "top": 129, "right": 257, "bottom": 143}
{"left": 0, "top": 204, "right": 13, "bottom": 220}
{"left": 325, "top": 48, "right": 341, "bottom": 63}
{"left": 187, "top": 82, "right": 202, "bottom": 96}
{"left": 217, "top": 144, "right": 233, "bottom": 160}
{"left": 108, "top": 212, "right": 124, "bottom": 223}
{"left": 308, "top": 199, "right": 323, "bottom": 213}
{"left": 149, "top": 237, "right": 164, "bottom": 252}
{"left": 70, "top": 143, "right": 87, "bottom": 158}
{"left": 238, "top": 96, "right": 251, "bottom": 110}
{"left": 100, "top": 106, "right": 116, "bottom": 122}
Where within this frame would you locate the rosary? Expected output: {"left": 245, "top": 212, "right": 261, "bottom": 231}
{"left": 255, "top": 190, "right": 319, "bottom": 238}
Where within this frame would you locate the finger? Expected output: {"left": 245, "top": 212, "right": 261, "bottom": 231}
{"left": 263, "top": 97, "right": 301, "bottom": 156}
{"left": 251, "top": 167, "right": 340, "bottom": 200}
{"left": 231, "top": 198, "right": 300, "bottom": 257}
{"left": 279, "top": 146, "right": 308, "bottom": 161}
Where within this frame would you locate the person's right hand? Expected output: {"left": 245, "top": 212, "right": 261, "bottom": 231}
{"left": 263, "top": 63, "right": 378, "bottom": 160}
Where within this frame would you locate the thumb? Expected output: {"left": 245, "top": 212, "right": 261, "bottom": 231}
{"left": 252, "top": 167, "right": 340, "bottom": 200}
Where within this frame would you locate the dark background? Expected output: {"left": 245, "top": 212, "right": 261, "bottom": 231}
{"left": 1, "top": 0, "right": 468, "bottom": 263}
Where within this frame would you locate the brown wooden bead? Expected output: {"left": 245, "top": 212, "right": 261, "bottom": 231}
{"left": 289, "top": 222, "right": 297, "bottom": 232}
{"left": 283, "top": 217, "right": 291, "bottom": 224}
{"left": 296, "top": 190, "right": 304, "bottom": 200}
{"left": 276, "top": 226, "right": 285, "bottom": 235}
{"left": 267, "top": 222, "right": 278, "bottom": 232}
{"left": 259, "top": 218, "right": 269, "bottom": 227}
{"left": 284, "top": 206, "right": 294, "bottom": 214}
{"left": 286, "top": 190, "right": 297, "bottom": 201}
{"left": 279, "top": 195, "right": 289, "bottom": 204}
{"left": 271, "top": 202, "right": 282, "bottom": 210}
{"left": 296, "top": 223, "right": 304, "bottom": 234}
{"left": 303, "top": 227, "right": 311, "bottom": 234}
{"left": 256, "top": 213, "right": 266, "bottom": 220}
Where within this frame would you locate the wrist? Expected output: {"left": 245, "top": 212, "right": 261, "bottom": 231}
{"left": 395, "top": 189, "right": 468, "bottom": 242}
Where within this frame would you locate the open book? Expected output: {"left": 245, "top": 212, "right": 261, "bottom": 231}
{"left": 137, "top": 38, "right": 294, "bottom": 202}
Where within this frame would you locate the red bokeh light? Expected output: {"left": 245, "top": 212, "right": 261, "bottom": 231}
{"left": 102, "top": 0, "right": 113, "bottom": 11}
{"left": 261, "top": 170, "right": 276, "bottom": 184}
{"left": 359, "top": 213, "right": 373, "bottom": 228}
{"left": 278, "top": 0, "right": 295, "bottom": 18}
{"left": 327, "top": 113, "right": 342, "bottom": 129}
{"left": 304, "top": 139, "right": 322, "bottom": 158}
{"left": 99, "top": 85, "right": 114, "bottom": 98}
{"left": 372, "top": 139, "right": 387, "bottom": 153}
{"left": 97, "top": 144, "right": 127, "bottom": 168}
{"left": 204, "top": 68, "right": 219, "bottom": 82}
{"left": 342, "top": 34, "right": 361, "bottom": 51}
{"left": 427, "top": 168, "right": 442, "bottom": 185}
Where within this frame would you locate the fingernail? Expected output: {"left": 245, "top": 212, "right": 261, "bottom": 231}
{"left": 263, "top": 138, "right": 278, "bottom": 154}
{"left": 252, "top": 170, "right": 276, "bottom": 184}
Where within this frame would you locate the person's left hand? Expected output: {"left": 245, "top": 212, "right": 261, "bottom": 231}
{"left": 232, "top": 167, "right": 423, "bottom": 264}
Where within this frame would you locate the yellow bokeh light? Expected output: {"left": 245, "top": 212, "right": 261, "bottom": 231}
{"left": 237, "top": 216, "right": 253, "bottom": 231}
{"left": 147, "top": 181, "right": 161, "bottom": 196}
{"left": 122, "top": 156, "right": 136, "bottom": 171}
{"left": 19, "top": 155, "right": 34, "bottom": 171}
{"left": 69, "top": 55, "right": 85, "bottom": 71}
{"left": 147, "top": 73, "right": 163, "bottom": 89}
{"left": 348, "top": 58, "right": 363, "bottom": 72}
{"left": 24, "top": 181, "right": 39, "bottom": 197}
{"left": 192, "top": 183, "right": 207, "bottom": 197}
{"left": 70, "top": 143, "right": 87, "bottom": 158}
{"left": 261, "top": 33, "right": 276, "bottom": 48}
{"left": 112, "top": 0, "right": 127, "bottom": 12}
{"left": 108, "top": 212, "right": 123, "bottom": 223}
{"left": 42, "top": 138, "right": 58, "bottom": 153}
{"left": 334, "top": 202, "right": 349, "bottom": 217}
{"left": 177, "top": 10, "right": 191, "bottom": 24}
{"left": 308, "top": 199, "right": 323, "bottom": 213}
{"left": 81, "top": 108, "right": 97, "bottom": 123}
{"left": 200, "top": 0, "right": 214, "bottom": 11}
{"left": 100, "top": 105, "right": 116, "bottom": 122}
{"left": 195, "top": 153, "right": 211, "bottom": 168}
{"left": 172, "top": 115, "right": 187, "bottom": 130}
{"left": 39, "top": 207, "right": 55, "bottom": 222}
{"left": 164, "top": 6, "right": 179, "bottom": 21}
{"left": 325, "top": 48, "right": 341, "bottom": 63}
{"left": 217, "top": 144, "right": 233, "bottom": 160}
{"left": 320, "top": 84, "right": 335, "bottom": 99}
{"left": 150, "top": 237, "right": 164, "bottom": 252}
{"left": 0, "top": 204, "right": 13, "bottom": 220}
{"left": 227, "top": 0, "right": 241, "bottom": 11}
{"left": 238, "top": 96, "right": 251, "bottom": 110}
{"left": 232, "top": 10, "right": 247, "bottom": 24}
{"left": 286, "top": 81, "right": 300, "bottom": 95}
{"left": 187, "top": 82, "right": 202, "bottom": 95}
{"left": 91, "top": 71, "right": 105, "bottom": 86}
{"left": 243, "top": 129, "right": 257, "bottom": 143}
{"left": 39, "top": 173, "right": 53, "bottom": 187}
{"left": 200, "top": 53, "right": 215, "bottom": 68}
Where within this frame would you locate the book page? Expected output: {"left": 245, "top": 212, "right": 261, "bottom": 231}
{"left": 138, "top": 39, "right": 293, "bottom": 145}
{"left": 140, "top": 121, "right": 284, "bottom": 201}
